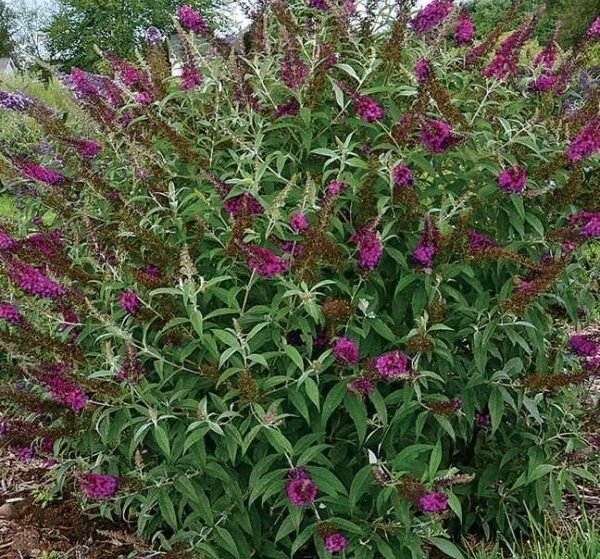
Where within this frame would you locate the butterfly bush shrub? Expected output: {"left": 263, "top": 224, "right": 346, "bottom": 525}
{"left": 1, "top": 1, "right": 599, "bottom": 557}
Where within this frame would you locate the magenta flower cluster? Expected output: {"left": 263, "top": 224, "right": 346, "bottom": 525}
{"left": 290, "top": 212, "right": 309, "bottom": 233}
{"left": 136, "top": 92, "right": 152, "bottom": 105}
{"left": 566, "top": 120, "right": 600, "bottom": 162}
{"left": 420, "top": 119, "right": 461, "bottom": 153}
{"left": 177, "top": 5, "right": 208, "bottom": 33}
{"left": 0, "top": 302, "right": 28, "bottom": 328}
{"left": 242, "top": 243, "right": 290, "bottom": 278}
{"left": 41, "top": 373, "right": 89, "bottom": 413}
{"left": 483, "top": 24, "right": 532, "bottom": 79}
{"left": 497, "top": 166, "right": 527, "bottom": 193}
{"left": 333, "top": 337, "right": 359, "bottom": 365}
{"left": 26, "top": 230, "right": 62, "bottom": 258}
{"left": 392, "top": 164, "right": 414, "bottom": 188}
{"left": 69, "top": 139, "right": 102, "bottom": 159}
{"left": 375, "top": 350, "right": 411, "bottom": 380}
{"left": 530, "top": 74, "right": 557, "bottom": 92}
{"left": 467, "top": 230, "right": 496, "bottom": 253}
{"left": 0, "top": 90, "right": 29, "bottom": 111}
{"left": 347, "top": 377, "right": 375, "bottom": 398}
{"left": 274, "top": 99, "right": 300, "bottom": 119}
{"left": 354, "top": 95, "right": 384, "bottom": 123}
{"left": 223, "top": 191, "right": 264, "bottom": 217}
{"left": 327, "top": 179, "right": 348, "bottom": 196}
{"left": 454, "top": 10, "right": 474, "bottom": 45}
{"left": 410, "top": 0, "right": 454, "bottom": 36}
{"left": 0, "top": 231, "right": 17, "bottom": 250}
{"left": 308, "top": 0, "right": 329, "bottom": 10}
{"left": 80, "top": 473, "right": 118, "bottom": 500}
{"left": 569, "top": 212, "right": 600, "bottom": 238}
{"left": 534, "top": 38, "right": 558, "bottom": 69}
{"left": 116, "top": 346, "right": 146, "bottom": 382}
{"left": 286, "top": 467, "right": 318, "bottom": 506}
{"left": 280, "top": 50, "right": 309, "bottom": 90}
{"left": 145, "top": 26, "right": 162, "bottom": 44}
{"left": 180, "top": 66, "right": 202, "bottom": 91}
{"left": 349, "top": 226, "right": 382, "bottom": 270}
{"left": 324, "top": 532, "right": 348, "bottom": 553}
{"left": 21, "top": 162, "right": 65, "bottom": 185}
{"left": 587, "top": 17, "right": 600, "bottom": 38}
{"left": 413, "top": 215, "right": 439, "bottom": 271}
{"left": 9, "top": 261, "right": 65, "bottom": 299}
{"left": 419, "top": 491, "right": 449, "bottom": 513}
{"left": 415, "top": 57, "right": 430, "bottom": 82}
{"left": 569, "top": 335, "right": 599, "bottom": 357}
{"left": 120, "top": 290, "right": 140, "bottom": 314}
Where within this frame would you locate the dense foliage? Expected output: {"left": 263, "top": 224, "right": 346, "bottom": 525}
{"left": 1, "top": 1, "right": 599, "bottom": 558}
{"left": 0, "top": 0, "right": 17, "bottom": 58}
{"left": 464, "top": 0, "right": 600, "bottom": 47}
{"left": 45, "top": 0, "right": 217, "bottom": 71}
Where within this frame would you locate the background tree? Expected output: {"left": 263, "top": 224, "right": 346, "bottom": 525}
{"left": 7, "top": 0, "right": 55, "bottom": 68}
{"left": 45, "top": 0, "right": 219, "bottom": 71}
{"left": 0, "top": 0, "right": 17, "bottom": 58}
{"left": 463, "top": 0, "right": 600, "bottom": 48}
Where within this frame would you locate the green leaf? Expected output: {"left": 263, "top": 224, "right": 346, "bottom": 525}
{"left": 527, "top": 464, "right": 555, "bottom": 484}
{"left": 309, "top": 467, "right": 348, "bottom": 496}
{"left": 189, "top": 309, "right": 203, "bottom": 338}
{"left": 291, "top": 523, "right": 315, "bottom": 557}
{"left": 332, "top": 81, "right": 344, "bottom": 109}
{"left": 447, "top": 491, "right": 462, "bottom": 523}
{"left": 322, "top": 382, "right": 346, "bottom": 425}
{"left": 428, "top": 440, "right": 442, "bottom": 479}
{"left": 215, "top": 527, "right": 239, "bottom": 557}
{"left": 275, "top": 514, "right": 296, "bottom": 543}
{"left": 349, "top": 465, "right": 373, "bottom": 508}
{"left": 489, "top": 387, "right": 504, "bottom": 434}
{"left": 284, "top": 344, "right": 304, "bottom": 371}
{"left": 304, "top": 376, "right": 320, "bottom": 410}
{"left": 158, "top": 490, "right": 178, "bottom": 531}
{"left": 337, "top": 63, "right": 359, "bottom": 81}
{"left": 345, "top": 393, "right": 367, "bottom": 445}
{"left": 264, "top": 429, "right": 294, "bottom": 456}
{"left": 428, "top": 537, "right": 465, "bottom": 559}
{"left": 153, "top": 424, "right": 171, "bottom": 459}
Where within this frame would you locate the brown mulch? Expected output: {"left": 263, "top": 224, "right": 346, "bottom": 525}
{"left": 0, "top": 453, "right": 143, "bottom": 559}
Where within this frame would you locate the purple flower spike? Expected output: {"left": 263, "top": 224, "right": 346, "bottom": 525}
{"left": 420, "top": 119, "right": 462, "bottom": 153}
{"left": 20, "top": 162, "right": 65, "bottom": 185}
{"left": 566, "top": 120, "right": 600, "bottom": 162}
{"left": 120, "top": 290, "right": 140, "bottom": 314}
{"left": 290, "top": 212, "right": 309, "bottom": 233}
{"left": 0, "top": 302, "right": 29, "bottom": 328}
{"left": 177, "top": 5, "right": 208, "bottom": 33}
{"left": 332, "top": 337, "right": 359, "bottom": 365}
{"left": 80, "top": 473, "right": 118, "bottom": 499}
{"left": 454, "top": 10, "right": 474, "bottom": 45}
{"left": 497, "top": 166, "right": 527, "bottom": 193}
{"left": 410, "top": 0, "right": 454, "bottom": 36}
{"left": 286, "top": 470, "right": 317, "bottom": 506}
{"left": 324, "top": 532, "right": 348, "bottom": 554}
{"left": 392, "top": 164, "right": 414, "bottom": 188}
{"left": 354, "top": 95, "right": 384, "bottom": 123}
{"left": 375, "top": 350, "right": 412, "bottom": 380}
{"left": 419, "top": 491, "right": 448, "bottom": 513}
{"left": 349, "top": 226, "right": 383, "bottom": 270}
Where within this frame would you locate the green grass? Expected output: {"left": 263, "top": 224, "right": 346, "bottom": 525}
{"left": 467, "top": 516, "right": 599, "bottom": 558}
{"left": 0, "top": 195, "right": 16, "bottom": 218}
{"left": 0, "top": 73, "right": 72, "bottom": 112}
